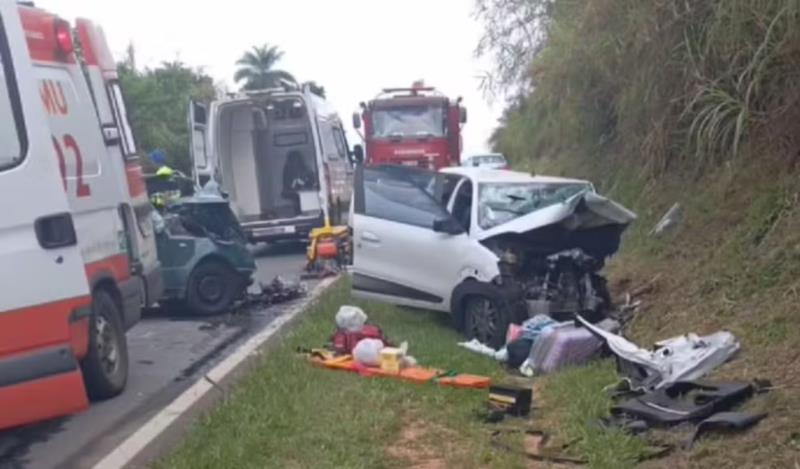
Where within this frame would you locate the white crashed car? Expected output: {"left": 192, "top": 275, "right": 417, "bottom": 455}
{"left": 462, "top": 153, "right": 509, "bottom": 170}
{"left": 349, "top": 165, "right": 636, "bottom": 347}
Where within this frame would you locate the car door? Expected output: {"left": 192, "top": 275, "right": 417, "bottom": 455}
{"left": 189, "top": 100, "right": 211, "bottom": 186}
{"left": 0, "top": 2, "right": 91, "bottom": 429}
{"left": 351, "top": 165, "right": 499, "bottom": 312}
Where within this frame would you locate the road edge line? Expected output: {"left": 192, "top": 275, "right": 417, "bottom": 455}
{"left": 92, "top": 277, "right": 339, "bottom": 469}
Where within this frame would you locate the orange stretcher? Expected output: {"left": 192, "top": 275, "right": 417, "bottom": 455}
{"left": 310, "top": 355, "right": 491, "bottom": 389}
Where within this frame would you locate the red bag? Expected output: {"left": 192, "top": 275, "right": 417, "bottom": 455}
{"left": 331, "top": 324, "right": 387, "bottom": 355}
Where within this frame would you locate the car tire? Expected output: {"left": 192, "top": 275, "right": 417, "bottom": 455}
{"left": 81, "top": 289, "right": 129, "bottom": 401}
{"left": 185, "top": 260, "right": 238, "bottom": 316}
{"left": 463, "top": 294, "right": 513, "bottom": 350}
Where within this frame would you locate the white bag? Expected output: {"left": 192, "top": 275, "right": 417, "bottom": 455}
{"left": 353, "top": 338, "right": 384, "bottom": 366}
{"left": 335, "top": 305, "right": 367, "bottom": 332}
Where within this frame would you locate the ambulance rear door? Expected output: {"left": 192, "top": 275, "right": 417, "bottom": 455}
{"left": 0, "top": 0, "right": 91, "bottom": 430}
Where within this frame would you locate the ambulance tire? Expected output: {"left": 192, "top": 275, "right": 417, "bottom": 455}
{"left": 82, "top": 289, "right": 129, "bottom": 400}
{"left": 185, "top": 260, "right": 237, "bottom": 316}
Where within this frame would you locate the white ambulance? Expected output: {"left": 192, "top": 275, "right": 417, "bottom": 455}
{"left": 190, "top": 86, "right": 355, "bottom": 243}
{"left": 0, "top": 1, "right": 161, "bottom": 429}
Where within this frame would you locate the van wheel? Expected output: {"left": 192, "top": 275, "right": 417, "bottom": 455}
{"left": 82, "top": 289, "right": 129, "bottom": 400}
{"left": 463, "top": 295, "right": 512, "bottom": 349}
{"left": 185, "top": 260, "right": 238, "bottom": 316}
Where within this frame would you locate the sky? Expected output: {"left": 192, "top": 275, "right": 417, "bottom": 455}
{"left": 42, "top": 0, "right": 501, "bottom": 156}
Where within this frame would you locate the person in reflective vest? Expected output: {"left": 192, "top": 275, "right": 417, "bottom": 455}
{"left": 149, "top": 150, "right": 180, "bottom": 209}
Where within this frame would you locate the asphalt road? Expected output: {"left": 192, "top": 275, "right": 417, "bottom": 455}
{"left": 0, "top": 242, "right": 314, "bottom": 469}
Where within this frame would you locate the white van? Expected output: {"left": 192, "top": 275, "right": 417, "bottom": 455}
{"left": 190, "top": 86, "right": 354, "bottom": 242}
{"left": 0, "top": 1, "right": 160, "bottom": 429}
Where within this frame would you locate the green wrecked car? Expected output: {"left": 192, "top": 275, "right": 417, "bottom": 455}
{"left": 148, "top": 177, "right": 256, "bottom": 316}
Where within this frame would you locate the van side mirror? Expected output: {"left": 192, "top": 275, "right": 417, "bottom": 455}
{"left": 352, "top": 112, "right": 362, "bottom": 129}
{"left": 352, "top": 144, "right": 364, "bottom": 164}
{"left": 459, "top": 107, "right": 467, "bottom": 124}
{"left": 432, "top": 217, "right": 464, "bottom": 235}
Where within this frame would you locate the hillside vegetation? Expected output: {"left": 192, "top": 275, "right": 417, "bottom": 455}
{"left": 477, "top": 1, "right": 800, "bottom": 466}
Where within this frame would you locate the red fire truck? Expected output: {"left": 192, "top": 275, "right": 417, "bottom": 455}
{"left": 352, "top": 82, "right": 466, "bottom": 169}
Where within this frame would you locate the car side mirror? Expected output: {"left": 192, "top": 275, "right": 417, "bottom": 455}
{"left": 459, "top": 107, "right": 467, "bottom": 124}
{"left": 432, "top": 217, "right": 464, "bottom": 235}
{"left": 352, "top": 112, "right": 361, "bottom": 129}
{"left": 352, "top": 144, "right": 364, "bottom": 164}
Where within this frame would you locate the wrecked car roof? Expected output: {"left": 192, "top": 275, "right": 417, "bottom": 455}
{"left": 441, "top": 167, "right": 591, "bottom": 186}
{"left": 477, "top": 189, "right": 637, "bottom": 241}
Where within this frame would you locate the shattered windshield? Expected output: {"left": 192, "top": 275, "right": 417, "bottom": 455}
{"left": 478, "top": 182, "right": 591, "bottom": 230}
{"left": 371, "top": 105, "right": 445, "bottom": 139}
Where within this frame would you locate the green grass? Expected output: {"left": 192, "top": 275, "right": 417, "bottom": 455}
{"left": 158, "top": 278, "right": 657, "bottom": 468}
{"left": 158, "top": 279, "right": 525, "bottom": 469}
{"left": 539, "top": 361, "right": 648, "bottom": 469}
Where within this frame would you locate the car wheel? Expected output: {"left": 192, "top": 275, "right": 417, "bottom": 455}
{"left": 463, "top": 294, "right": 512, "bottom": 349}
{"left": 81, "top": 289, "right": 129, "bottom": 400}
{"left": 185, "top": 260, "right": 238, "bottom": 316}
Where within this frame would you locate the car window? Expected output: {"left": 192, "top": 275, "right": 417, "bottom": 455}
{"left": 0, "top": 33, "right": 24, "bottom": 171}
{"left": 452, "top": 180, "right": 473, "bottom": 231}
{"left": 437, "top": 173, "right": 463, "bottom": 205}
{"left": 363, "top": 167, "right": 449, "bottom": 228}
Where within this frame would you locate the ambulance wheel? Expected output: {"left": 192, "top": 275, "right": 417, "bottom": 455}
{"left": 185, "top": 260, "right": 237, "bottom": 316}
{"left": 82, "top": 289, "right": 129, "bottom": 400}
{"left": 462, "top": 294, "right": 512, "bottom": 350}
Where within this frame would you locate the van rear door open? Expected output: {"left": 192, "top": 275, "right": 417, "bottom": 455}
{"left": 0, "top": 0, "right": 91, "bottom": 429}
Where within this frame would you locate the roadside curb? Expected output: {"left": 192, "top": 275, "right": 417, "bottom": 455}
{"left": 92, "top": 277, "right": 339, "bottom": 469}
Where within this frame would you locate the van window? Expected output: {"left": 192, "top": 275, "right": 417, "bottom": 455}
{"left": 108, "top": 82, "right": 137, "bottom": 157}
{"left": 319, "top": 121, "right": 342, "bottom": 159}
{"left": 332, "top": 126, "right": 348, "bottom": 160}
{"left": 0, "top": 30, "right": 25, "bottom": 171}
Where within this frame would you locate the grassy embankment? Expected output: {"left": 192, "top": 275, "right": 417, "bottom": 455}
{"left": 489, "top": 1, "right": 800, "bottom": 467}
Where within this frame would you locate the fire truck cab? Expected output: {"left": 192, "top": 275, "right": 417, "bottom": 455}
{"left": 0, "top": 1, "right": 160, "bottom": 429}
{"left": 353, "top": 82, "right": 467, "bottom": 170}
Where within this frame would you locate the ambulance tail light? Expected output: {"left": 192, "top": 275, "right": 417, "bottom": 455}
{"left": 54, "top": 20, "right": 74, "bottom": 55}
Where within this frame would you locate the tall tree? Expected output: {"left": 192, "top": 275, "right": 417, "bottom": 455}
{"left": 234, "top": 44, "right": 296, "bottom": 90}
{"left": 119, "top": 55, "right": 217, "bottom": 172}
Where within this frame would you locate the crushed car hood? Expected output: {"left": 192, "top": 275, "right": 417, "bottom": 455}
{"left": 477, "top": 190, "right": 637, "bottom": 259}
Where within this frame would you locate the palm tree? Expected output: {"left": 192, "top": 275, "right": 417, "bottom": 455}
{"left": 234, "top": 44, "right": 296, "bottom": 91}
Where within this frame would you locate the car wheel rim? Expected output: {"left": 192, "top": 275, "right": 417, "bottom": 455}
{"left": 96, "top": 313, "right": 119, "bottom": 376}
{"left": 468, "top": 298, "right": 498, "bottom": 344}
{"left": 198, "top": 274, "right": 225, "bottom": 304}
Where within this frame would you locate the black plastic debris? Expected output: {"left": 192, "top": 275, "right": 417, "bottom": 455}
{"left": 236, "top": 276, "right": 307, "bottom": 311}
{"left": 611, "top": 380, "right": 754, "bottom": 425}
{"left": 683, "top": 411, "right": 768, "bottom": 449}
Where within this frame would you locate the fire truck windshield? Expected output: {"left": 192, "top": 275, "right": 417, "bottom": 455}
{"left": 371, "top": 104, "right": 445, "bottom": 139}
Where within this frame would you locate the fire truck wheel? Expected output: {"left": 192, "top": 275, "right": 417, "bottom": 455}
{"left": 82, "top": 289, "right": 129, "bottom": 400}
{"left": 185, "top": 260, "right": 237, "bottom": 316}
